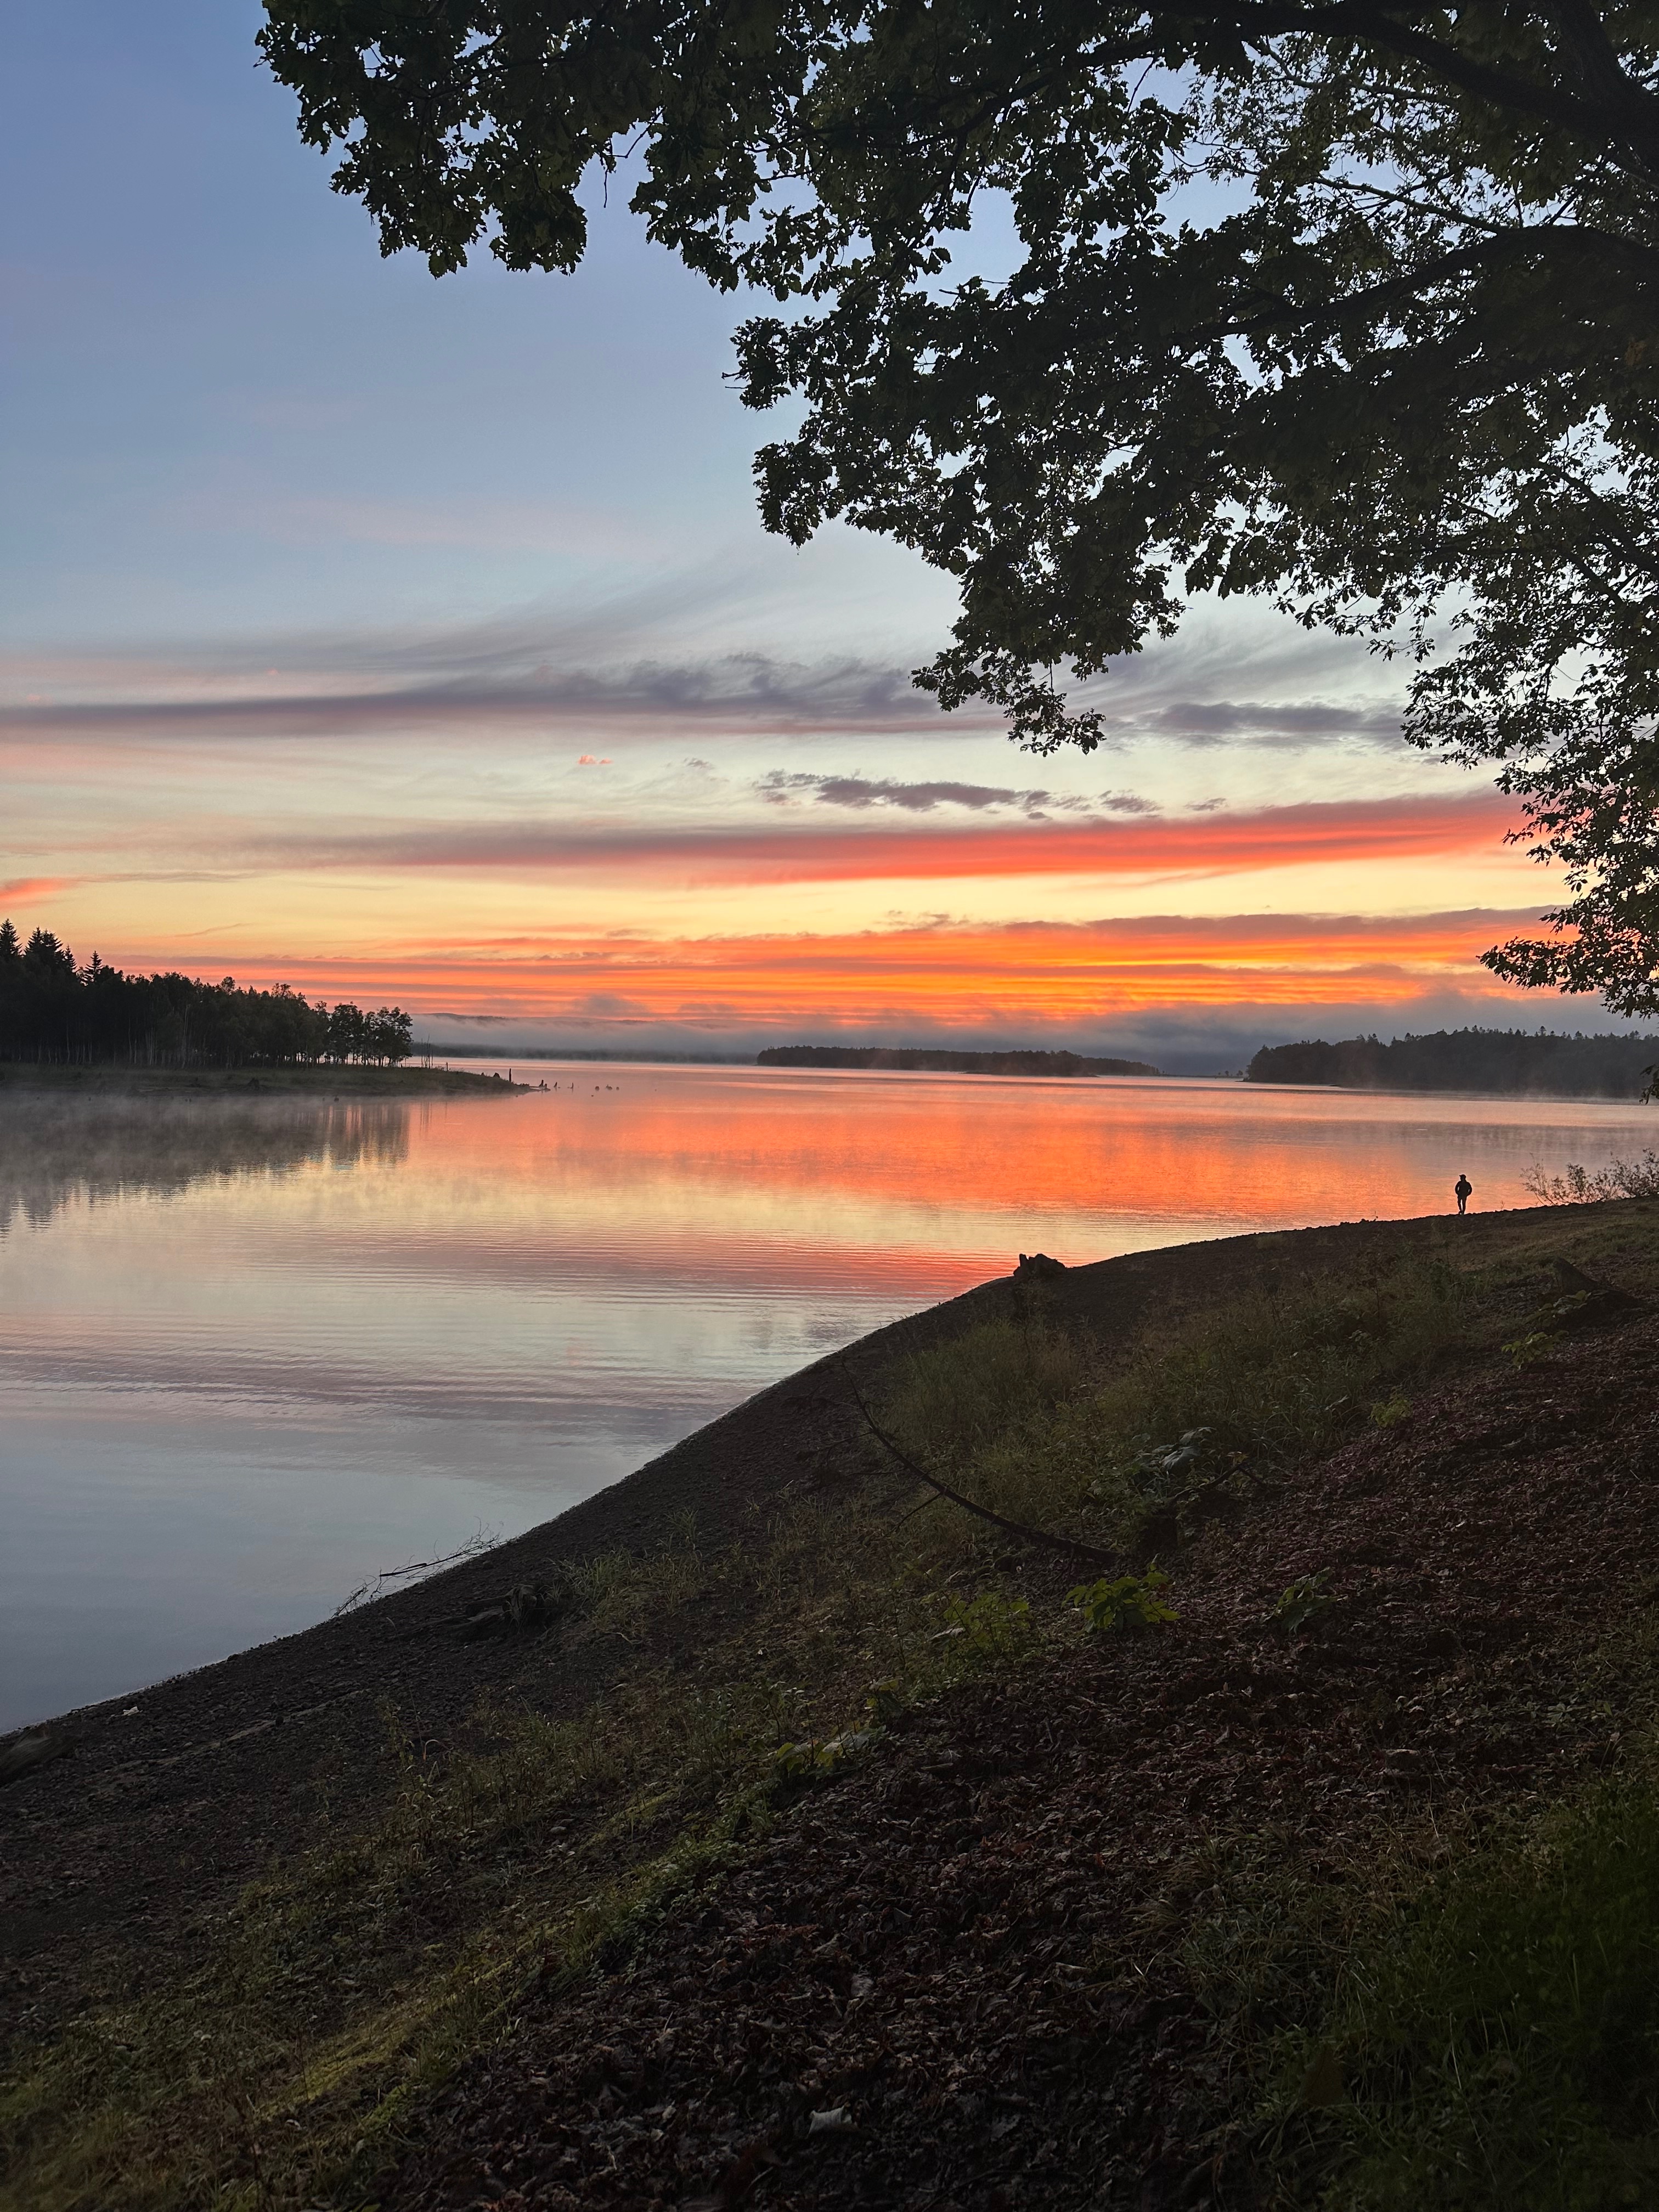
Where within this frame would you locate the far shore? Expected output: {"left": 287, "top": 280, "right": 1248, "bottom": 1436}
{"left": 0, "top": 1059, "right": 528, "bottom": 1098}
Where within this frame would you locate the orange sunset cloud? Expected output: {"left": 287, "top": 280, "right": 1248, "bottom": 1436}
{"left": 250, "top": 790, "right": 1517, "bottom": 888}
{"left": 153, "top": 908, "right": 1545, "bottom": 1034}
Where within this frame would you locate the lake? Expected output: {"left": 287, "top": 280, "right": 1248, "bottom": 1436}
{"left": 3, "top": 1061, "right": 1652, "bottom": 1729}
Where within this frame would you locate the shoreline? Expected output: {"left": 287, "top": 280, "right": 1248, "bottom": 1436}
{"left": 6, "top": 1056, "right": 1649, "bottom": 1104}
{"left": 0, "top": 1060, "right": 528, "bottom": 1098}
{"left": 0, "top": 1203, "right": 1570, "bottom": 1750}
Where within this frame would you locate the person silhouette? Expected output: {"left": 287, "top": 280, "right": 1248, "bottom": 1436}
{"left": 1454, "top": 1172, "right": 1472, "bottom": 1216}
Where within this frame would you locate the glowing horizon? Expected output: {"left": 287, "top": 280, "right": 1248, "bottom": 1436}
{"left": 0, "top": 895, "right": 1579, "bottom": 1063}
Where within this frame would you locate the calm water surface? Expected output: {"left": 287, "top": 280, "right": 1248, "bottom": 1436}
{"left": 3, "top": 1062, "right": 1652, "bottom": 1728}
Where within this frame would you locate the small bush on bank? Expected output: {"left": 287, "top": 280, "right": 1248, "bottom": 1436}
{"left": 935, "top": 1587, "right": 1033, "bottom": 1657}
{"left": 1068, "top": 1568, "right": 1178, "bottom": 1632}
{"left": 1525, "top": 1152, "right": 1659, "bottom": 1204}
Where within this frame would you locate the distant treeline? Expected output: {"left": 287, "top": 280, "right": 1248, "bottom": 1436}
{"left": 758, "top": 1045, "right": 1163, "bottom": 1077}
{"left": 0, "top": 921, "right": 414, "bottom": 1070}
{"left": 1246, "top": 1029, "right": 1659, "bottom": 1098}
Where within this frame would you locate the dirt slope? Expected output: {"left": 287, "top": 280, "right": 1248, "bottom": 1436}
{"left": 378, "top": 1301, "right": 1656, "bottom": 2211}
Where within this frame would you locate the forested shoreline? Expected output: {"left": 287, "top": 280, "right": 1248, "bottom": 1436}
{"left": 1247, "top": 1028, "right": 1659, "bottom": 1098}
{"left": 0, "top": 921, "right": 413, "bottom": 1069}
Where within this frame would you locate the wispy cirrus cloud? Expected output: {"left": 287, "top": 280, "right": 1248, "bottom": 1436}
{"left": 1, "top": 583, "right": 1410, "bottom": 752}
{"left": 0, "top": 654, "right": 962, "bottom": 742}
{"left": 0, "top": 664, "right": 1408, "bottom": 750}
{"left": 1133, "top": 699, "right": 1403, "bottom": 744}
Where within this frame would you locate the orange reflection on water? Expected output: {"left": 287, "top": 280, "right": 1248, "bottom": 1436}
{"left": 396, "top": 1064, "right": 1657, "bottom": 1293}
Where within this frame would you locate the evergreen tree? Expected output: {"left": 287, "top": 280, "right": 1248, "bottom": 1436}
{"left": 0, "top": 920, "right": 391, "bottom": 1069}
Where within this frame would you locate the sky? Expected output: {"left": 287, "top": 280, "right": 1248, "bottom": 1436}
{"left": 0, "top": 2, "right": 1616, "bottom": 1070}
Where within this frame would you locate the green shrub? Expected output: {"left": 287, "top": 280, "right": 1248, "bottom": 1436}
{"left": 1271, "top": 1572, "right": 1333, "bottom": 1633}
{"left": 1309, "top": 1782, "right": 1659, "bottom": 2209}
{"left": 1068, "top": 1566, "right": 1178, "bottom": 1633}
{"left": 1524, "top": 1153, "right": 1659, "bottom": 1204}
{"left": 935, "top": 1587, "right": 1033, "bottom": 1658}
{"left": 1503, "top": 1330, "right": 1557, "bottom": 1370}
{"left": 771, "top": 1730, "right": 873, "bottom": 1785}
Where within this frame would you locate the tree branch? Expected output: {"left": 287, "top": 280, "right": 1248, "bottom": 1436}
{"left": 1109, "top": 222, "right": 1657, "bottom": 363}
{"left": 1212, "top": 0, "right": 1659, "bottom": 171}
{"left": 1545, "top": 0, "right": 1659, "bottom": 140}
{"left": 839, "top": 1358, "right": 1120, "bottom": 1568}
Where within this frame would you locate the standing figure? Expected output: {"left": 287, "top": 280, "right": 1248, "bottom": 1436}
{"left": 1454, "top": 1172, "right": 1472, "bottom": 1216}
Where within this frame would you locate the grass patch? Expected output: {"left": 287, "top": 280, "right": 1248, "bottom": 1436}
{"left": 1172, "top": 1594, "right": 1659, "bottom": 2211}
{"left": 1343, "top": 1780, "right": 1659, "bottom": 2207}
{"left": 877, "top": 1315, "right": 1093, "bottom": 1465}
{"left": 880, "top": 1247, "right": 1470, "bottom": 1556}
{"left": 1170, "top": 1768, "right": 1659, "bottom": 2210}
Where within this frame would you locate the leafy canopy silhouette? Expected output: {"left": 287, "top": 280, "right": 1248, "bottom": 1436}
{"left": 258, "top": 3, "right": 1659, "bottom": 1007}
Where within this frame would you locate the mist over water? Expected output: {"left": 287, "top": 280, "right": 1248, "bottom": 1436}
{"left": 3, "top": 1063, "right": 1652, "bottom": 1730}
{"left": 0, "top": 1094, "right": 410, "bottom": 1234}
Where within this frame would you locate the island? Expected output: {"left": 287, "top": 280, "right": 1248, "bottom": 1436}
{"left": 757, "top": 1044, "right": 1163, "bottom": 1077}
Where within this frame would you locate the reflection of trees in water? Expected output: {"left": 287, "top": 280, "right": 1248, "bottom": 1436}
{"left": 0, "top": 1098, "right": 410, "bottom": 1233}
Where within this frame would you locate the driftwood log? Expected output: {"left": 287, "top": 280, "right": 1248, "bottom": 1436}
{"left": 840, "top": 1362, "right": 1118, "bottom": 1572}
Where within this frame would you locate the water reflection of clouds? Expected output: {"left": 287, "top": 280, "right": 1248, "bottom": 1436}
{"left": 5, "top": 1070, "right": 1657, "bottom": 1731}
{"left": 0, "top": 1094, "right": 409, "bottom": 1234}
